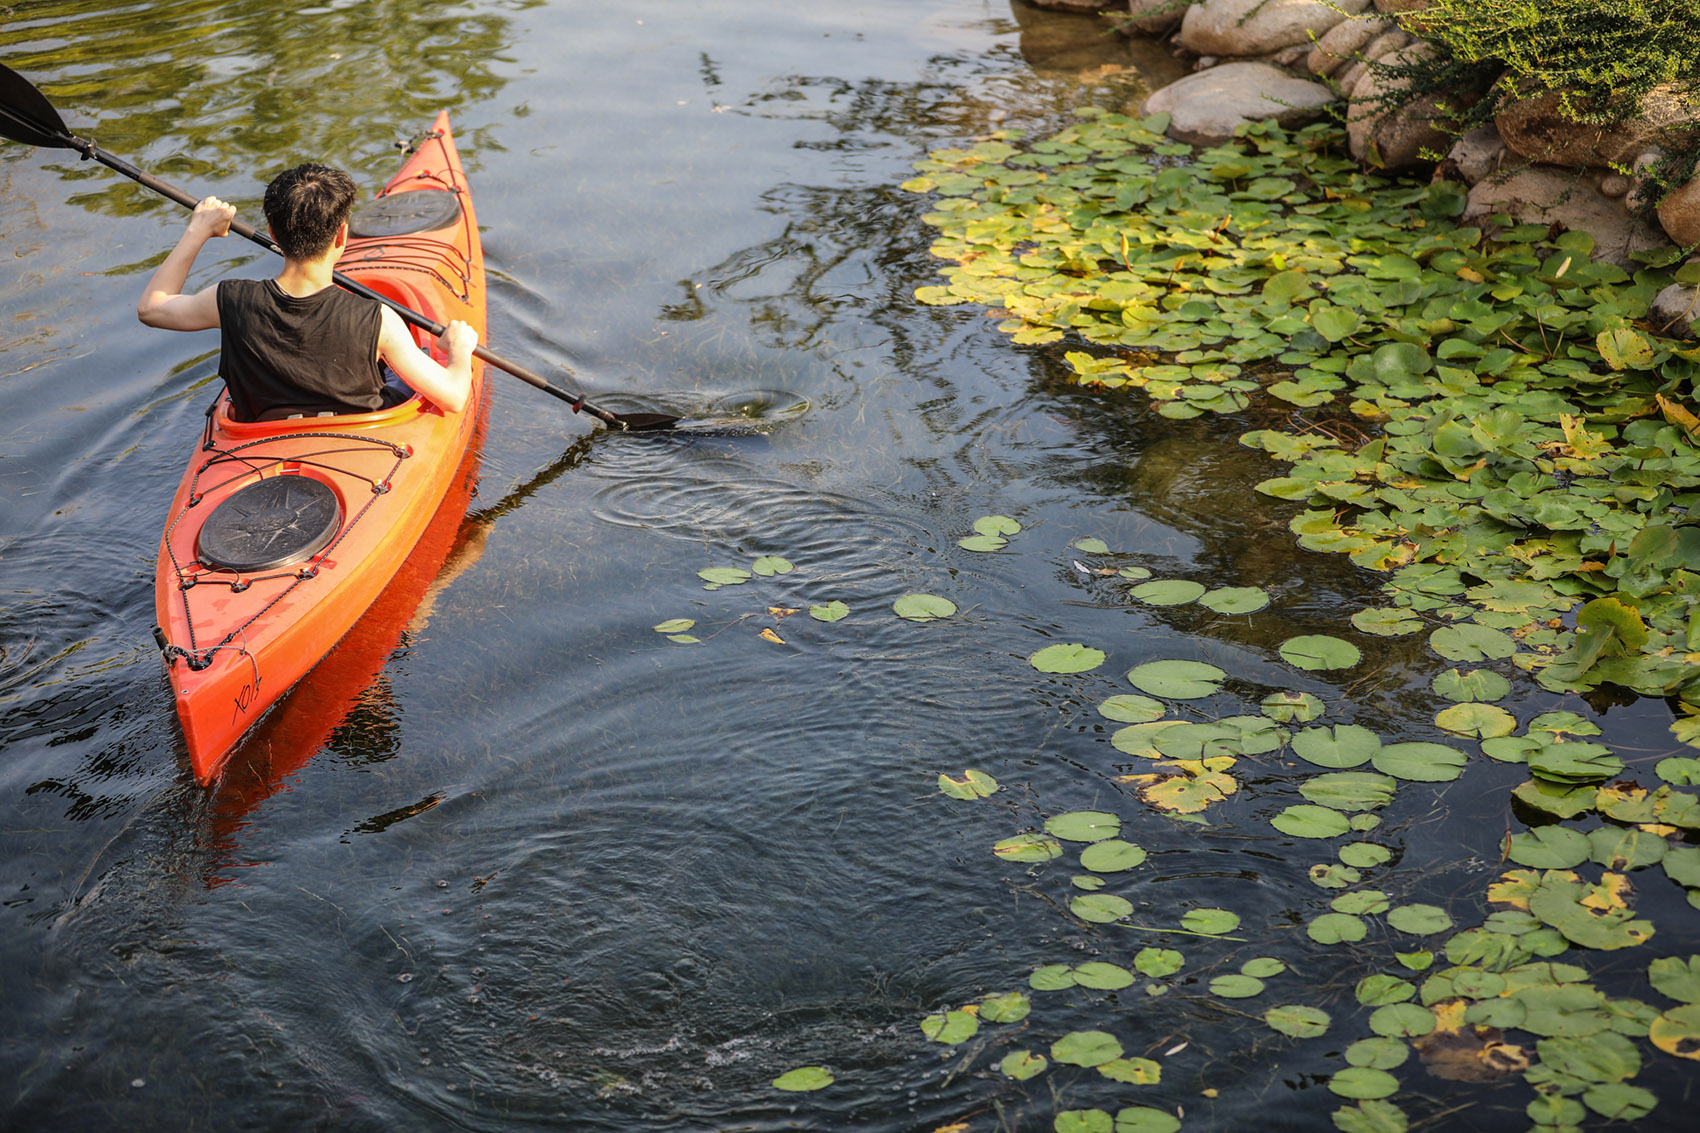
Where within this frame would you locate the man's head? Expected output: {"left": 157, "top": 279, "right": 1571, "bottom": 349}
{"left": 263, "top": 163, "right": 357, "bottom": 261}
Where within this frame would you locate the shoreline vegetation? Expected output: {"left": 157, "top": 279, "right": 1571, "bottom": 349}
{"left": 895, "top": 4, "right": 1700, "bottom": 1128}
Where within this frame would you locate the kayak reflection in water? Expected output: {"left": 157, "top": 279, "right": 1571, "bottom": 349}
{"left": 134, "top": 163, "right": 478, "bottom": 422}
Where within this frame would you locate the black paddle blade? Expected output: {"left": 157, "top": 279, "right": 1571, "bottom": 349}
{"left": 0, "top": 63, "right": 73, "bottom": 149}
{"left": 612, "top": 412, "right": 682, "bottom": 432}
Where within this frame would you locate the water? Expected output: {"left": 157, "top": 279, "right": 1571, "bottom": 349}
{"left": 2, "top": 3, "right": 1694, "bottom": 1130}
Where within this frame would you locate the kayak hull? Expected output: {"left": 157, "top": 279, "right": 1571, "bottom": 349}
{"left": 154, "top": 112, "right": 486, "bottom": 784}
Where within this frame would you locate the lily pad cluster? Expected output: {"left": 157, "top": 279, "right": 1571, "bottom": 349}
{"left": 902, "top": 110, "right": 1700, "bottom": 752}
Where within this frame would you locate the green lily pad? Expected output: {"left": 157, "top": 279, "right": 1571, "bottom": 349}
{"left": 1292, "top": 725, "right": 1381, "bottom": 769}
{"left": 1265, "top": 1003, "right": 1331, "bottom": 1038}
{"left": 1274, "top": 804, "right": 1353, "bottom": 839}
{"left": 1371, "top": 741, "right": 1468, "bottom": 783}
{"left": 1072, "top": 537, "right": 1110, "bottom": 554}
{"left": 1345, "top": 1036, "right": 1410, "bottom": 1070}
{"left": 1340, "top": 842, "right": 1393, "bottom": 868}
{"left": 921, "top": 1009, "right": 979, "bottom": 1044}
{"left": 1279, "top": 634, "right": 1362, "bottom": 671}
{"left": 699, "top": 566, "right": 752, "bottom": 587}
{"left": 751, "top": 555, "right": 794, "bottom": 576}
{"left": 1112, "top": 1107, "right": 1181, "bottom": 1133}
{"left": 1180, "top": 907, "right": 1241, "bottom": 935}
{"left": 1329, "top": 1066, "right": 1400, "bottom": 1100}
{"left": 1209, "top": 974, "right": 1265, "bottom": 998}
{"left": 1072, "top": 893, "right": 1134, "bottom": 923}
{"left": 1080, "top": 839, "right": 1148, "bottom": 872}
{"left": 1262, "top": 691, "right": 1325, "bottom": 722}
{"left": 1052, "top": 1029, "right": 1123, "bottom": 1068}
{"left": 1135, "top": 947, "right": 1184, "bottom": 977}
{"left": 1386, "top": 904, "right": 1453, "bottom": 935}
{"left": 938, "top": 769, "right": 999, "bottom": 799}
{"left": 1352, "top": 608, "right": 1424, "bottom": 637}
{"left": 653, "top": 618, "right": 696, "bottom": 633}
{"left": 1356, "top": 975, "right": 1415, "bottom": 1006}
{"left": 1000, "top": 1050, "right": 1048, "bottom": 1080}
{"left": 1506, "top": 826, "right": 1589, "bottom": 868}
{"left": 958, "top": 533, "right": 1007, "bottom": 552}
{"left": 1243, "top": 957, "right": 1286, "bottom": 978}
{"left": 1435, "top": 702, "right": 1517, "bottom": 739}
{"left": 1098, "top": 1057, "right": 1161, "bottom": 1084}
{"left": 1430, "top": 623, "right": 1516, "bottom": 662}
{"left": 1126, "top": 659, "right": 1227, "bottom": 699}
{"left": 893, "top": 593, "right": 956, "bottom": 621}
{"left": 808, "top": 600, "right": 850, "bottom": 622}
{"left": 1431, "top": 668, "right": 1511, "bottom": 703}
{"left": 1309, "top": 912, "right": 1368, "bottom": 944}
{"left": 980, "top": 991, "right": 1031, "bottom": 1023}
{"left": 1200, "top": 585, "right": 1270, "bottom": 614}
{"left": 1131, "top": 579, "right": 1207, "bottom": 606}
{"left": 993, "top": 834, "right": 1063, "bottom": 863}
{"left": 1368, "top": 1002, "right": 1435, "bottom": 1038}
{"left": 1649, "top": 956, "right": 1700, "bottom": 1004}
{"left": 1031, "top": 643, "right": 1107, "bottom": 674}
{"left": 1330, "top": 1100, "right": 1408, "bottom": 1133}
{"left": 1046, "top": 811, "right": 1121, "bottom": 842}
{"left": 973, "top": 514, "right": 1021, "bottom": 536}
{"left": 772, "top": 1065, "right": 834, "bottom": 1091}
{"left": 1300, "top": 772, "right": 1398, "bottom": 811}
{"left": 1099, "top": 694, "right": 1166, "bottom": 722}
{"left": 1072, "top": 962, "right": 1136, "bottom": 990}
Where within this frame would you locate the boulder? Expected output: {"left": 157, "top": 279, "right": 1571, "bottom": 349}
{"left": 1446, "top": 123, "right": 1507, "bottom": 185}
{"left": 1178, "top": 0, "right": 1370, "bottom": 58}
{"left": 1027, "top": 0, "right": 1123, "bottom": 11}
{"left": 1347, "top": 45, "right": 1450, "bottom": 170}
{"left": 1360, "top": 29, "right": 1410, "bottom": 63}
{"left": 1658, "top": 176, "right": 1700, "bottom": 248}
{"left": 1374, "top": 0, "right": 1431, "bottom": 28}
{"left": 1496, "top": 85, "right": 1700, "bottom": 169}
{"left": 1306, "top": 16, "right": 1391, "bottom": 77}
{"left": 1651, "top": 281, "right": 1700, "bottom": 334}
{"left": 1466, "top": 166, "right": 1670, "bottom": 268}
{"left": 1117, "top": 0, "right": 1191, "bottom": 36}
{"left": 1142, "top": 60, "right": 1337, "bottom": 145}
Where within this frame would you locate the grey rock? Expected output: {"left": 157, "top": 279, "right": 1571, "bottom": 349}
{"left": 1178, "top": 0, "right": 1370, "bottom": 57}
{"left": 1467, "top": 166, "right": 1670, "bottom": 268}
{"left": 1306, "top": 16, "right": 1391, "bottom": 77}
{"left": 1143, "top": 60, "right": 1338, "bottom": 145}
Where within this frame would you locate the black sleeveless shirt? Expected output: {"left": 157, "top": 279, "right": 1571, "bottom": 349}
{"left": 216, "top": 279, "right": 384, "bottom": 422}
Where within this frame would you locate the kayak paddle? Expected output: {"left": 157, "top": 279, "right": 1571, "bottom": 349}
{"left": 0, "top": 62, "right": 679, "bottom": 432}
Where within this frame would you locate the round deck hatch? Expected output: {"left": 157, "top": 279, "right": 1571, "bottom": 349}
{"left": 196, "top": 476, "right": 341, "bottom": 573}
{"left": 348, "top": 189, "right": 463, "bottom": 237}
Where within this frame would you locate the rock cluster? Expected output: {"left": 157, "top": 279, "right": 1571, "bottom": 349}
{"left": 1073, "top": 0, "right": 1700, "bottom": 277}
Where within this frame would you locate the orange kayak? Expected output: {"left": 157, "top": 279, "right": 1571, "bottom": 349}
{"left": 153, "top": 111, "right": 486, "bottom": 784}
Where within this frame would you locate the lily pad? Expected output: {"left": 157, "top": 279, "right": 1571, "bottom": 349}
{"left": 1265, "top": 1003, "right": 1331, "bottom": 1038}
{"left": 1031, "top": 643, "right": 1108, "bottom": 674}
{"left": 1098, "top": 694, "right": 1165, "bottom": 722}
{"left": 1200, "top": 585, "right": 1270, "bottom": 614}
{"left": 921, "top": 1009, "right": 979, "bottom": 1044}
{"left": 1072, "top": 962, "right": 1136, "bottom": 990}
{"left": 1329, "top": 1066, "right": 1400, "bottom": 1100}
{"left": 893, "top": 593, "right": 956, "bottom": 621}
{"left": 1309, "top": 912, "right": 1368, "bottom": 944}
{"left": 1072, "top": 893, "right": 1134, "bottom": 923}
{"left": 1435, "top": 702, "right": 1517, "bottom": 739}
{"left": 808, "top": 600, "right": 850, "bottom": 622}
{"left": 1046, "top": 811, "right": 1121, "bottom": 842}
{"left": 1000, "top": 1050, "right": 1048, "bottom": 1080}
{"left": 1386, "top": 904, "right": 1453, "bottom": 935}
{"left": 1506, "top": 826, "right": 1589, "bottom": 869}
{"left": 973, "top": 514, "right": 1021, "bottom": 536}
{"left": 751, "top": 555, "right": 794, "bottom": 576}
{"left": 1180, "top": 907, "right": 1240, "bottom": 935}
{"left": 1292, "top": 725, "right": 1382, "bottom": 769}
{"left": 1052, "top": 1029, "right": 1123, "bottom": 1068}
{"left": 772, "top": 1065, "right": 834, "bottom": 1091}
{"left": 1262, "top": 691, "right": 1325, "bottom": 722}
{"left": 1080, "top": 839, "right": 1148, "bottom": 872}
{"left": 699, "top": 566, "right": 752, "bottom": 587}
{"left": 1431, "top": 668, "right": 1511, "bottom": 703}
{"left": 653, "top": 618, "right": 696, "bottom": 633}
{"left": 1300, "top": 771, "right": 1398, "bottom": 811}
{"left": 1274, "top": 804, "right": 1353, "bottom": 839}
{"left": 992, "top": 834, "right": 1063, "bottom": 863}
{"left": 1210, "top": 974, "right": 1265, "bottom": 998}
{"left": 938, "top": 769, "right": 999, "bottom": 799}
{"left": 1279, "top": 634, "right": 1362, "bottom": 671}
{"left": 1126, "top": 659, "right": 1227, "bottom": 699}
{"left": 1371, "top": 741, "right": 1468, "bottom": 783}
{"left": 1131, "top": 579, "right": 1206, "bottom": 606}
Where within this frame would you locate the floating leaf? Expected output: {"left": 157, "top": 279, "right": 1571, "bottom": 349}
{"left": 1098, "top": 694, "right": 1165, "bottom": 723}
{"left": 893, "top": 593, "right": 956, "bottom": 621}
{"left": 1650, "top": 1003, "right": 1700, "bottom": 1060}
{"left": 1072, "top": 962, "right": 1136, "bottom": 990}
{"left": 1072, "top": 537, "right": 1109, "bottom": 554}
{"left": 958, "top": 533, "right": 1007, "bottom": 552}
{"left": 1649, "top": 956, "right": 1700, "bottom": 1004}
{"left": 1180, "top": 907, "right": 1240, "bottom": 935}
{"left": 1126, "top": 659, "right": 1226, "bottom": 699}
{"left": 1200, "top": 586, "right": 1269, "bottom": 614}
{"left": 1047, "top": 811, "right": 1121, "bottom": 843}
{"left": 1080, "top": 839, "right": 1147, "bottom": 872}
{"left": 979, "top": 991, "right": 1031, "bottom": 1023}
{"left": 1356, "top": 975, "right": 1415, "bottom": 1006}
{"left": 809, "top": 600, "right": 849, "bottom": 622}
{"left": 1131, "top": 579, "right": 1206, "bottom": 606}
{"left": 666, "top": 634, "right": 700, "bottom": 644}
{"left": 1431, "top": 669, "right": 1510, "bottom": 703}
{"left": 1000, "top": 1050, "right": 1048, "bottom": 1080}
{"left": 1346, "top": 1037, "right": 1410, "bottom": 1070}
{"left": 699, "top": 566, "right": 752, "bottom": 587}
{"left": 1262, "top": 691, "right": 1325, "bottom": 723}
{"left": 1112, "top": 1108, "right": 1181, "bottom": 1133}
{"left": 1329, "top": 1067, "right": 1400, "bottom": 1100}
{"left": 1279, "top": 634, "right": 1362, "bottom": 671}
{"left": 1368, "top": 1003, "right": 1436, "bottom": 1038}
{"left": 1098, "top": 1057, "right": 1162, "bottom": 1084}
{"left": 759, "top": 628, "right": 786, "bottom": 644}
{"left": 1372, "top": 742, "right": 1468, "bottom": 783}
{"left": 1506, "top": 826, "right": 1589, "bottom": 869}
{"left": 1435, "top": 702, "right": 1516, "bottom": 739}
{"left": 1055, "top": 1111, "right": 1112, "bottom": 1133}
{"left": 1031, "top": 643, "right": 1107, "bottom": 674}
{"left": 751, "top": 555, "right": 794, "bottom": 576}
{"left": 1353, "top": 608, "right": 1424, "bottom": 637}
{"left": 1300, "top": 772, "right": 1398, "bottom": 812}
{"left": 1309, "top": 912, "right": 1368, "bottom": 944}
{"left": 772, "top": 1066, "right": 833, "bottom": 1091}
{"left": 1135, "top": 947, "right": 1184, "bottom": 977}
{"left": 652, "top": 618, "right": 695, "bottom": 633}
{"left": 992, "top": 834, "right": 1063, "bottom": 863}
{"left": 1340, "top": 842, "right": 1393, "bottom": 869}
{"left": 1274, "top": 804, "right": 1352, "bottom": 839}
{"left": 921, "top": 1009, "right": 979, "bottom": 1044}
{"left": 1386, "top": 904, "right": 1453, "bottom": 935}
{"left": 1265, "top": 1003, "right": 1331, "bottom": 1038}
{"left": 938, "top": 769, "right": 998, "bottom": 800}
{"left": 1292, "top": 725, "right": 1382, "bottom": 769}
{"left": 1051, "top": 1029, "right": 1123, "bottom": 1068}
{"left": 973, "top": 514, "right": 1021, "bottom": 536}
{"left": 1072, "top": 893, "right": 1134, "bottom": 923}
{"left": 1243, "top": 957, "right": 1286, "bottom": 978}
{"left": 1429, "top": 624, "right": 1516, "bottom": 663}
{"left": 1210, "top": 974, "right": 1265, "bottom": 998}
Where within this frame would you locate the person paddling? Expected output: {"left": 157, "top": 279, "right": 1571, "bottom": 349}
{"left": 136, "top": 163, "right": 477, "bottom": 422}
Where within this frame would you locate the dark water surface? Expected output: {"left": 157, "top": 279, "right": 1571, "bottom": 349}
{"left": 2, "top": 2, "right": 1694, "bottom": 1130}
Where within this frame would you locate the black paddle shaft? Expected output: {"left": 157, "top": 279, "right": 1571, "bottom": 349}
{"left": 0, "top": 64, "right": 677, "bottom": 431}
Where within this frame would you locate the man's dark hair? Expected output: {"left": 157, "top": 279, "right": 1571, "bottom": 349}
{"left": 263, "top": 163, "right": 358, "bottom": 261}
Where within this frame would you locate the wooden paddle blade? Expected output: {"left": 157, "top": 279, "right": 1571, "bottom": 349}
{"left": 0, "top": 63, "right": 74, "bottom": 149}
